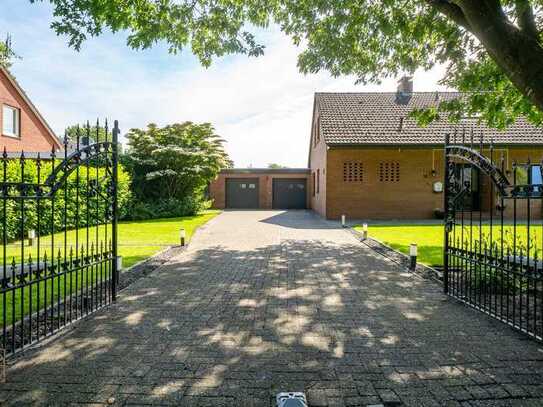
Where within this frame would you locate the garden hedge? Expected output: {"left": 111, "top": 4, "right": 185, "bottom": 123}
{"left": 0, "top": 159, "right": 131, "bottom": 242}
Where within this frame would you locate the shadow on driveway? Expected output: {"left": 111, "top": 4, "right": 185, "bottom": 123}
{"left": 2, "top": 211, "right": 543, "bottom": 406}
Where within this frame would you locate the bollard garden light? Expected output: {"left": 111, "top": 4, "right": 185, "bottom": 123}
{"left": 362, "top": 223, "right": 368, "bottom": 240}
{"left": 409, "top": 243, "right": 418, "bottom": 270}
{"left": 180, "top": 228, "right": 186, "bottom": 246}
{"left": 341, "top": 214, "right": 346, "bottom": 228}
{"left": 27, "top": 229, "right": 36, "bottom": 247}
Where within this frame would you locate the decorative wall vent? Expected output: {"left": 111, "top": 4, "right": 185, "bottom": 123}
{"left": 379, "top": 161, "right": 400, "bottom": 182}
{"left": 343, "top": 161, "right": 363, "bottom": 182}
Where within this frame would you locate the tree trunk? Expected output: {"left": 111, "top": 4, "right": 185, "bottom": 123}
{"left": 434, "top": 0, "right": 543, "bottom": 112}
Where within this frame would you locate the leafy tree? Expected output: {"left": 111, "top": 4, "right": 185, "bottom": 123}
{"left": 268, "top": 163, "right": 287, "bottom": 169}
{"left": 0, "top": 35, "right": 18, "bottom": 68}
{"left": 125, "top": 122, "right": 231, "bottom": 204}
{"left": 33, "top": 1, "right": 543, "bottom": 128}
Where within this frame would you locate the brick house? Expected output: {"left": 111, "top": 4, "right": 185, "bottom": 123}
{"left": 0, "top": 66, "right": 61, "bottom": 152}
{"left": 309, "top": 79, "right": 543, "bottom": 220}
{"left": 208, "top": 78, "right": 543, "bottom": 218}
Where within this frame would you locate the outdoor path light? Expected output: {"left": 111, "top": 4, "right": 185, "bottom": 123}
{"left": 180, "top": 228, "right": 186, "bottom": 246}
{"left": 409, "top": 243, "right": 418, "bottom": 270}
{"left": 28, "top": 229, "right": 36, "bottom": 247}
{"left": 362, "top": 223, "right": 368, "bottom": 240}
{"left": 341, "top": 214, "right": 346, "bottom": 228}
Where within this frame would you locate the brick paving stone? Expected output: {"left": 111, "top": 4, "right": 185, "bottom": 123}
{"left": 1, "top": 210, "right": 543, "bottom": 406}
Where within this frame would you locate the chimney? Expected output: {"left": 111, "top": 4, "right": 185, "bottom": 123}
{"left": 396, "top": 76, "right": 413, "bottom": 104}
{"left": 397, "top": 76, "right": 413, "bottom": 94}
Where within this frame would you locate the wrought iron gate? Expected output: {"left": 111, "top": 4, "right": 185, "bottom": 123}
{"left": 444, "top": 133, "right": 543, "bottom": 340}
{"left": 0, "top": 120, "right": 119, "bottom": 355}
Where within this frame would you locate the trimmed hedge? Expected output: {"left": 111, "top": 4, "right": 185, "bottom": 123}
{"left": 1, "top": 159, "right": 131, "bottom": 242}
{"left": 126, "top": 195, "right": 211, "bottom": 220}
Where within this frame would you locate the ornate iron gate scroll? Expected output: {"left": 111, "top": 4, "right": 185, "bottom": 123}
{"left": 444, "top": 133, "right": 543, "bottom": 341}
{"left": 0, "top": 120, "right": 120, "bottom": 355}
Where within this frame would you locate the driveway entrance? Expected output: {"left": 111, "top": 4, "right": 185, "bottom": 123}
{"left": 2, "top": 210, "right": 543, "bottom": 406}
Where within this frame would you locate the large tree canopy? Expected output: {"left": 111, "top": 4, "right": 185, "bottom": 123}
{"left": 33, "top": 0, "right": 543, "bottom": 128}
{"left": 125, "top": 122, "right": 231, "bottom": 202}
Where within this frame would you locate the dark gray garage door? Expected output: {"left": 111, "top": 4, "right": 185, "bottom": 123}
{"left": 272, "top": 178, "right": 307, "bottom": 209}
{"left": 226, "top": 178, "right": 259, "bottom": 208}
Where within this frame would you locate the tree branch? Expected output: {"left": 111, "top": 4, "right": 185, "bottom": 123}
{"left": 515, "top": 0, "right": 539, "bottom": 40}
{"left": 426, "top": 0, "right": 470, "bottom": 29}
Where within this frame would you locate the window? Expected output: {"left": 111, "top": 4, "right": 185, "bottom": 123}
{"left": 317, "top": 169, "right": 320, "bottom": 194}
{"left": 312, "top": 172, "right": 316, "bottom": 197}
{"left": 529, "top": 165, "right": 542, "bottom": 185}
{"left": 516, "top": 164, "right": 542, "bottom": 184}
{"left": 379, "top": 161, "right": 400, "bottom": 182}
{"left": 343, "top": 161, "right": 363, "bottom": 182}
{"left": 2, "top": 105, "right": 20, "bottom": 138}
{"left": 516, "top": 164, "right": 543, "bottom": 194}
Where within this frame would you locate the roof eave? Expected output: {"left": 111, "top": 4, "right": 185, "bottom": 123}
{"left": 326, "top": 142, "right": 543, "bottom": 148}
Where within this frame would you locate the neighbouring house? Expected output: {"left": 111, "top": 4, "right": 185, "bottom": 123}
{"left": 209, "top": 77, "right": 543, "bottom": 218}
{"left": 0, "top": 66, "right": 61, "bottom": 153}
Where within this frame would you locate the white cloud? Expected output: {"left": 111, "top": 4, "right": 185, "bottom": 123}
{"left": 4, "top": 2, "right": 449, "bottom": 167}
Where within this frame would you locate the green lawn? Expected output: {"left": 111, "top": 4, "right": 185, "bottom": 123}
{"left": 354, "top": 223, "right": 543, "bottom": 267}
{"left": 1, "top": 210, "right": 220, "bottom": 326}
{"left": 116, "top": 210, "right": 221, "bottom": 267}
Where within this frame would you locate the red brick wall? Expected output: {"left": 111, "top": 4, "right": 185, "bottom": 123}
{"left": 209, "top": 171, "right": 310, "bottom": 209}
{"left": 308, "top": 111, "right": 327, "bottom": 217}
{"left": 0, "top": 70, "right": 59, "bottom": 152}
{"left": 324, "top": 147, "right": 543, "bottom": 220}
{"left": 325, "top": 148, "right": 442, "bottom": 219}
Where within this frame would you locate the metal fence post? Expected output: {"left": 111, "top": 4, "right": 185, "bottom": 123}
{"left": 443, "top": 133, "right": 450, "bottom": 294}
{"left": 112, "top": 120, "right": 120, "bottom": 302}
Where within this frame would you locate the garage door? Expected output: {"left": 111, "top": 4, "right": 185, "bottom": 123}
{"left": 272, "top": 179, "right": 307, "bottom": 209}
{"left": 226, "top": 178, "right": 259, "bottom": 208}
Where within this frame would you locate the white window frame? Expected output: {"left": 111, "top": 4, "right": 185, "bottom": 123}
{"left": 2, "top": 104, "right": 20, "bottom": 138}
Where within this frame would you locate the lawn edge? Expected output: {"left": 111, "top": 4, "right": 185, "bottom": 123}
{"left": 348, "top": 227, "right": 443, "bottom": 283}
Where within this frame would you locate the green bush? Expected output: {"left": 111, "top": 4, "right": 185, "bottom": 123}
{"left": 0, "top": 159, "right": 131, "bottom": 242}
{"left": 126, "top": 195, "right": 210, "bottom": 220}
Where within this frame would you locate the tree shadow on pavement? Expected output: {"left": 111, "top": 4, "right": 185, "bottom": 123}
{"left": 2, "top": 238, "right": 543, "bottom": 406}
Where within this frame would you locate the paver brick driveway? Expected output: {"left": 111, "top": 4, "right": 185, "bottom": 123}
{"left": 2, "top": 210, "right": 543, "bottom": 406}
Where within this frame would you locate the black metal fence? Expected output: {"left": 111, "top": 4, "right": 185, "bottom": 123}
{"left": 0, "top": 120, "right": 119, "bottom": 355}
{"left": 444, "top": 132, "right": 543, "bottom": 340}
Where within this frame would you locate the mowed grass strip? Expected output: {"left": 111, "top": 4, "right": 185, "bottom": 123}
{"left": 1, "top": 210, "right": 220, "bottom": 326}
{"left": 354, "top": 223, "right": 543, "bottom": 267}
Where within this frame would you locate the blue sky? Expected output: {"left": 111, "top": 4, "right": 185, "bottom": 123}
{"left": 2, "top": 1, "right": 448, "bottom": 167}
